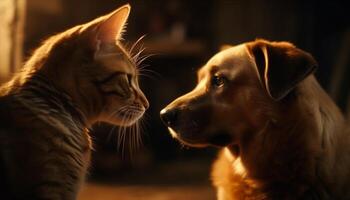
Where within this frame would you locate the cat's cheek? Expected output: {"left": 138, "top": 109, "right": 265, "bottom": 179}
{"left": 102, "top": 116, "right": 125, "bottom": 126}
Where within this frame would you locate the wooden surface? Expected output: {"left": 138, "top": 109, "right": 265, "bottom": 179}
{"left": 78, "top": 183, "right": 216, "bottom": 200}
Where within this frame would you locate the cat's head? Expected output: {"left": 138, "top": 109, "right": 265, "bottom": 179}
{"left": 31, "top": 4, "right": 149, "bottom": 126}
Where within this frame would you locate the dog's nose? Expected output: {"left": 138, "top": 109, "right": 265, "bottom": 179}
{"left": 160, "top": 108, "right": 179, "bottom": 127}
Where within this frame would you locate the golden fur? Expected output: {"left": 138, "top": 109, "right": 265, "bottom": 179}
{"left": 161, "top": 39, "right": 350, "bottom": 199}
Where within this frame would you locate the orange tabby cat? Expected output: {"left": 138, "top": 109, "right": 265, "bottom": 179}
{"left": 0, "top": 4, "right": 148, "bottom": 199}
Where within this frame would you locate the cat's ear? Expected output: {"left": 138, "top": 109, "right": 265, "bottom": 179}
{"left": 86, "top": 4, "right": 130, "bottom": 50}
{"left": 96, "top": 4, "right": 130, "bottom": 43}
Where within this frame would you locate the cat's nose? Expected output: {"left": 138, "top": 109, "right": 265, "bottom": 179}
{"left": 160, "top": 108, "right": 179, "bottom": 127}
{"left": 139, "top": 92, "right": 149, "bottom": 109}
{"left": 142, "top": 96, "right": 149, "bottom": 110}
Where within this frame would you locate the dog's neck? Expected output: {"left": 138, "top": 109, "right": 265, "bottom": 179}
{"left": 226, "top": 77, "right": 347, "bottom": 198}
{"left": 225, "top": 117, "right": 327, "bottom": 198}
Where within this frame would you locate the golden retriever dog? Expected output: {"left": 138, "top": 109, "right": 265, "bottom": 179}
{"left": 160, "top": 39, "right": 350, "bottom": 199}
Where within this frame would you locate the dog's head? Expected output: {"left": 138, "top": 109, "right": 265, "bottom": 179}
{"left": 160, "top": 39, "right": 317, "bottom": 148}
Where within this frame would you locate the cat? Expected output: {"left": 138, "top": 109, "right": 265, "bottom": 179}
{"left": 0, "top": 4, "right": 149, "bottom": 200}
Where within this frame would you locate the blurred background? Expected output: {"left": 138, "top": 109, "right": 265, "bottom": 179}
{"left": 0, "top": 0, "right": 349, "bottom": 199}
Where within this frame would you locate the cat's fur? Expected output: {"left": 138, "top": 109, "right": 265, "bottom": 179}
{"left": 0, "top": 4, "right": 148, "bottom": 199}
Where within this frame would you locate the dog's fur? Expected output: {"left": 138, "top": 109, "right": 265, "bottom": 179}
{"left": 160, "top": 39, "right": 350, "bottom": 199}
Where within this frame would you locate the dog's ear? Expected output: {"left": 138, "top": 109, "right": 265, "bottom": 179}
{"left": 220, "top": 44, "right": 233, "bottom": 51}
{"left": 247, "top": 40, "right": 317, "bottom": 101}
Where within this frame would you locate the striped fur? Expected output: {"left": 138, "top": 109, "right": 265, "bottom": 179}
{"left": 15, "top": 74, "right": 89, "bottom": 138}
{"left": 0, "top": 74, "right": 92, "bottom": 199}
{"left": 0, "top": 4, "right": 148, "bottom": 200}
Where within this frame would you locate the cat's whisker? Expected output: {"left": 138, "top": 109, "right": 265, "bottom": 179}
{"left": 138, "top": 70, "right": 161, "bottom": 80}
{"left": 139, "top": 114, "right": 150, "bottom": 144}
{"left": 138, "top": 69, "right": 161, "bottom": 79}
{"left": 138, "top": 74, "right": 157, "bottom": 80}
{"left": 136, "top": 57, "right": 149, "bottom": 67}
{"left": 137, "top": 125, "right": 141, "bottom": 144}
{"left": 118, "top": 110, "right": 130, "bottom": 152}
{"left": 133, "top": 120, "right": 142, "bottom": 157}
{"left": 128, "top": 123, "right": 133, "bottom": 158}
{"left": 109, "top": 105, "right": 128, "bottom": 118}
{"left": 130, "top": 45, "right": 142, "bottom": 58}
{"left": 107, "top": 125, "right": 117, "bottom": 143}
{"left": 117, "top": 108, "right": 131, "bottom": 150}
{"left": 127, "top": 109, "right": 145, "bottom": 159}
{"left": 140, "top": 116, "right": 147, "bottom": 133}
{"left": 117, "top": 119, "right": 124, "bottom": 149}
{"left": 132, "top": 47, "right": 146, "bottom": 65}
{"left": 129, "top": 122, "right": 136, "bottom": 158}
{"left": 138, "top": 67, "right": 158, "bottom": 73}
{"left": 114, "top": 105, "right": 130, "bottom": 113}
{"left": 136, "top": 120, "right": 142, "bottom": 148}
{"left": 129, "top": 35, "right": 146, "bottom": 56}
{"left": 138, "top": 67, "right": 161, "bottom": 77}
{"left": 106, "top": 104, "right": 146, "bottom": 159}
{"left": 136, "top": 121, "right": 141, "bottom": 146}
{"left": 120, "top": 128, "right": 126, "bottom": 157}
{"left": 137, "top": 65, "right": 151, "bottom": 72}
{"left": 136, "top": 54, "right": 156, "bottom": 66}
{"left": 121, "top": 113, "right": 133, "bottom": 158}
{"left": 121, "top": 126, "right": 127, "bottom": 157}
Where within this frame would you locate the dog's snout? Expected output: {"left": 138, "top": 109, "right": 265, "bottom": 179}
{"left": 160, "top": 108, "right": 179, "bottom": 127}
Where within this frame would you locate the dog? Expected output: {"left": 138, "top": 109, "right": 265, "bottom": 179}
{"left": 160, "top": 39, "right": 350, "bottom": 199}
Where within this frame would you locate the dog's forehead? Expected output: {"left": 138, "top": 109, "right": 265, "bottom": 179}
{"left": 206, "top": 44, "right": 248, "bottom": 67}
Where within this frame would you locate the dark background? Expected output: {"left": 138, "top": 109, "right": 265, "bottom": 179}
{"left": 24, "top": 0, "right": 350, "bottom": 199}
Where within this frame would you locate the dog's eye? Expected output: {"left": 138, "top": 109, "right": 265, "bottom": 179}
{"left": 211, "top": 75, "right": 226, "bottom": 88}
